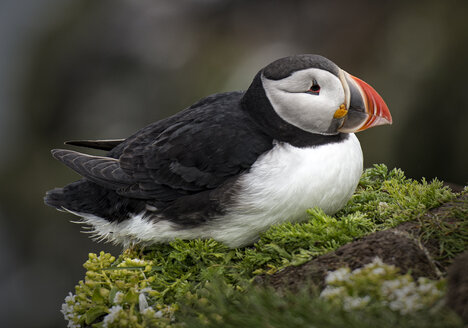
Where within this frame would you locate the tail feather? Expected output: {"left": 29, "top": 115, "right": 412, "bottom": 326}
{"left": 64, "top": 139, "right": 124, "bottom": 151}
{"left": 44, "top": 179, "right": 146, "bottom": 223}
{"left": 44, "top": 188, "right": 67, "bottom": 211}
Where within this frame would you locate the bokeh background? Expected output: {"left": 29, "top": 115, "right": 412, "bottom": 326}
{"left": 0, "top": 0, "right": 467, "bottom": 326}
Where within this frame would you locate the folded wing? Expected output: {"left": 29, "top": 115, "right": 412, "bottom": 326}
{"left": 51, "top": 92, "right": 273, "bottom": 208}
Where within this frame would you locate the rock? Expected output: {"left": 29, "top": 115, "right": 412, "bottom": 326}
{"left": 446, "top": 251, "right": 468, "bottom": 323}
{"left": 257, "top": 229, "right": 439, "bottom": 292}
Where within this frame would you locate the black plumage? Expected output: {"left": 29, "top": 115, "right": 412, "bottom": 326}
{"left": 45, "top": 91, "right": 274, "bottom": 223}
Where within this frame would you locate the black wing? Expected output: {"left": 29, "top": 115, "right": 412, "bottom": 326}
{"left": 51, "top": 149, "right": 133, "bottom": 189}
{"left": 53, "top": 92, "right": 273, "bottom": 207}
{"left": 116, "top": 92, "right": 273, "bottom": 204}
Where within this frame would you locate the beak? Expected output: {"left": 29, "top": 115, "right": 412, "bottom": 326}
{"left": 338, "top": 71, "right": 392, "bottom": 133}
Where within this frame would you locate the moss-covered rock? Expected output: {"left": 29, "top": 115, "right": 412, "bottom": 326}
{"left": 179, "top": 263, "right": 462, "bottom": 328}
{"left": 61, "top": 165, "right": 467, "bottom": 328}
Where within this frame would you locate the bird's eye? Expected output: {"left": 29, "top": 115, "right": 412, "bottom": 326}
{"left": 308, "top": 80, "right": 320, "bottom": 95}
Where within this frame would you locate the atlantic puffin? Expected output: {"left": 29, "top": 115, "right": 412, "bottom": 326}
{"left": 45, "top": 54, "right": 392, "bottom": 248}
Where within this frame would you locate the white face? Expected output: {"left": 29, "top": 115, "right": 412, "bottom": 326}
{"left": 261, "top": 68, "right": 346, "bottom": 135}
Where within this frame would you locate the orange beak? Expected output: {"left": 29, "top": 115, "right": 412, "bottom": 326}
{"left": 338, "top": 73, "right": 392, "bottom": 133}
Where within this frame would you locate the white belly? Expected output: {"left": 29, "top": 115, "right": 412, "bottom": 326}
{"left": 75, "top": 134, "right": 363, "bottom": 248}
{"left": 210, "top": 133, "right": 363, "bottom": 247}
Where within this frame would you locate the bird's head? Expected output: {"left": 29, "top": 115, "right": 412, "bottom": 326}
{"left": 242, "top": 54, "right": 392, "bottom": 137}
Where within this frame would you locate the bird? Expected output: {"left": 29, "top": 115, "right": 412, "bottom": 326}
{"left": 44, "top": 54, "right": 392, "bottom": 248}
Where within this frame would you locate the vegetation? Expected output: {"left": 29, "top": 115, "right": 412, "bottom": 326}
{"left": 180, "top": 259, "right": 462, "bottom": 328}
{"left": 61, "top": 165, "right": 466, "bottom": 328}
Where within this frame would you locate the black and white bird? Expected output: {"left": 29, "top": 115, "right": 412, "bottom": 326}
{"left": 45, "top": 54, "right": 392, "bottom": 248}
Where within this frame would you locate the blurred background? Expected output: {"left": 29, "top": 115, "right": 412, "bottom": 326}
{"left": 0, "top": 0, "right": 466, "bottom": 326}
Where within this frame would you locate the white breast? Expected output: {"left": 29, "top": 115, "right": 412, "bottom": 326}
{"left": 75, "top": 134, "right": 363, "bottom": 249}
{"left": 209, "top": 133, "right": 363, "bottom": 247}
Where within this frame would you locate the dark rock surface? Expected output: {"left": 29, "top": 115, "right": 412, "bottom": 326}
{"left": 446, "top": 251, "right": 468, "bottom": 323}
{"left": 256, "top": 229, "right": 438, "bottom": 292}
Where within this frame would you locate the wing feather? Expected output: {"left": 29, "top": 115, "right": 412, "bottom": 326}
{"left": 115, "top": 93, "right": 273, "bottom": 202}
{"left": 51, "top": 149, "right": 133, "bottom": 189}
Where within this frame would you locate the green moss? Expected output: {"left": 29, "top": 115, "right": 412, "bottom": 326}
{"left": 419, "top": 196, "right": 468, "bottom": 265}
{"left": 339, "top": 164, "right": 454, "bottom": 227}
{"left": 62, "top": 165, "right": 463, "bottom": 327}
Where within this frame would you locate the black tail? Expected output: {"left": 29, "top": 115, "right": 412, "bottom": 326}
{"left": 64, "top": 138, "right": 124, "bottom": 151}
{"left": 44, "top": 180, "right": 93, "bottom": 212}
{"left": 44, "top": 179, "right": 146, "bottom": 222}
{"left": 44, "top": 188, "right": 67, "bottom": 210}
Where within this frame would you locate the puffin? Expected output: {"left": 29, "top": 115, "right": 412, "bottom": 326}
{"left": 44, "top": 54, "right": 392, "bottom": 248}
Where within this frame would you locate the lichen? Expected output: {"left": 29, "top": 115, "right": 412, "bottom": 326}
{"left": 61, "top": 164, "right": 463, "bottom": 327}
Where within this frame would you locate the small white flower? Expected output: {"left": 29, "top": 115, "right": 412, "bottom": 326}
{"left": 142, "top": 307, "right": 164, "bottom": 319}
{"left": 142, "top": 307, "right": 155, "bottom": 316}
{"left": 416, "top": 278, "right": 442, "bottom": 296}
{"left": 60, "top": 302, "right": 73, "bottom": 317}
{"left": 352, "top": 268, "right": 362, "bottom": 275}
{"left": 325, "top": 267, "right": 350, "bottom": 284}
{"left": 64, "top": 292, "right": 76, "bottom": 304}
{"left": 388, "top": 299, "right": 403, "bottom": 311}
{"left": 381, "top": 279, "right": 403, "bottom": 293}
{"left": 61, "top": 292, "right": 80, "bottom": 328}
{"left": 155, "top": 310, "right": 163, "bottom": 318}
{"left": 400, "top": 294, "right": 423, "bottom": 314}
{"left": 343, "top": 295, "right": 371, "bottom": 311}
{"left": 320, "top": 286, "right": 346, "bottom": 299}
{"left": 61, "top": 302, "right": 73, "bottom": 316}
{"left": 371, "top": 267, "right": 386, "bottom": 275}
{"left": 364, "top": 257, "right": 384, "bottom": 268}
{"left": 380, "top": 277, "right": 434, "bottom": 315}
{"left": 113, "top": 291, "right": 124, "bottom": 304}
{"left": 378, "top": 202, "right": 389, "bottom": 210}
{"left": 139, "top": 292, "right": 149, "bottom": 312}
{"left": 103, "top": 305, "right": 124, "bottom": 328}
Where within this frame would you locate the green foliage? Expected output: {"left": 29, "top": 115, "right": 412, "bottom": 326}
{"left": 62, "top": 165, "right": 462, "bottom": 327}
{"left": 180, "top": 278, "right": 462, "bottom": 328}
{"left": 247, "top": 209, "right": 375, "bottom": 271}
{"left": 340, "top": 164, "right": 454, "bottom": 227}
{"left": 419, "top": 195, "right": 468, "bottom": 264}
